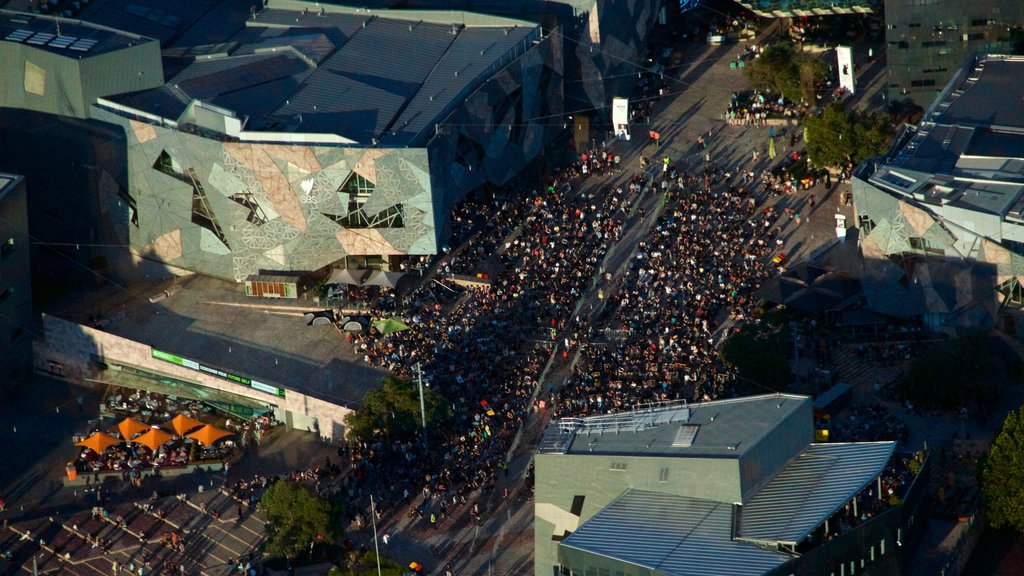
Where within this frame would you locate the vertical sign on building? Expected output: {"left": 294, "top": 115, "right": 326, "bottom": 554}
{"left": 612, "top": 97, "right": 630, "bottom": 140}
{"left": 836, "top": 46, "right": 855, "bottom": 95}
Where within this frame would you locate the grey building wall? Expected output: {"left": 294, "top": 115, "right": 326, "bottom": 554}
{"left": 534, "top": 452, "right": 741, "bottom": 575}
{"left": 739, "top": 398, "right": 814, "bottom": 501}
{"left": 0, "top": 174, "right": 32, "bottom": 390}
{"left": 885, "top": 0, "right": 1024, "bottom": 105}
{"left": 0, "top": 40, "right": 161, "bottom": 119}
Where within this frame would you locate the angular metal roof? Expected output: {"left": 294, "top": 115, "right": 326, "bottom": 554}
{"left": 739, "top": 442, "right": 896, "bottom": 545}
{"left": 98, "top": 7, "right": 540, "bottom": 145}
{"left": 561, "top": 490, "right": 790, "bottom": 576}
{"left": 382, "top": 25, "right": 535, "bottom": 145}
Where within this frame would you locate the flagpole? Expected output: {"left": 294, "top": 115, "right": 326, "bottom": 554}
{"left": 370, "top": 495, "right": 382, "bottom": 576}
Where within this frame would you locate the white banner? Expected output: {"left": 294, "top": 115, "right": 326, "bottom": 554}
{"left": 836, "top": 46, "right": 855, "bottom": 95}
{"left": 612, "top": 97, "right": 630, "bottom": 140}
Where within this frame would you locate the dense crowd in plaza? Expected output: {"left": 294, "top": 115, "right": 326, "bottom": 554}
{"left": 554, "top": 160, "right": 781, "bottom": 416}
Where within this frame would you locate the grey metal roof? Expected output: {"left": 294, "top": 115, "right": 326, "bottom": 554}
{"left": 74, "top": 0, "right": 219, "bottom": 44}
{"left": 558, "top": 394, "right": 810, "bottom": 458}
{"left": 0, "top": 10, "right": 153, "bottom": 58}
{"left": 932, "top": 56, "right": 1024, "bottom": 130}
{"left": 101, "top": 8, "right": 539, "bottom": 144}
{"left": 105, "top": 86, "right": 189, "bottom": 121}
{"left": 382, "top": 25, "right": 535, "bottom": 145}
{"left": 561, "top": 490, "right": 790, "bottom": 576}
{"left": 739, "top": 442, "right": 896, "bottom": 545}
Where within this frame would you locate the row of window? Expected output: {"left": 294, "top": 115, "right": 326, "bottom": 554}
{"left": 896, "top": 18, "right": 994, "bottom": 29}
{"left": 606, "top": 463, "right": 671, "bottom": 482}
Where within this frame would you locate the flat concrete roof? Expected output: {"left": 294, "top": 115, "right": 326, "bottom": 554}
{"left": 552, "top": 394, "right": 810, "bottom": 458}
{"left": 46, "top": 274, "right": 388, "bottom": 408}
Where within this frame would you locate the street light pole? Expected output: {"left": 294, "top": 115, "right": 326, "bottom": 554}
{"left": 417, "top": 362, "right": 428, "bottom": 452}
{"left": 370, "top": 495, "right": 382, "bottom": 576}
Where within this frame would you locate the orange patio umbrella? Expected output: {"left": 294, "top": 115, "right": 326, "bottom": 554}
{"left": 75, "top": 432, "right": 122, "bottom": 454}
{"left": 164, "top": 414, "right": 206, "bottom": 436}
{"left": 187, "top": 424, "right": 232, "bottom": 447}
{"left": 116, "top": 417, "right": 150, "bottom": 441}
{"left": 133, "top": 427, "right": 174, "bottom": 451}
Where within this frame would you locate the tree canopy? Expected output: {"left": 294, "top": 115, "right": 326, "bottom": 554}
{"left": 899, "top": 336, "right": 1001, "bottom": 409}
{"left": 804, "top": 103, "right": 891, "bottom": 168}
{"left": 980, "top": 407, "right": 1024, "bottom": 532}
{"left": 261, "top": 480, "right": 342, "bottom": 560}
{"left": 744, "top": 43, "right": 827, "bottom": 104}
{"left": 720, "top": 322, "right": 793, "bottom": 391}
{"left": 344, "top": 375, "right": 452, "bottom": 442}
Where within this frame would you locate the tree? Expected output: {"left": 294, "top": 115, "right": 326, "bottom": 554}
{"left": 262, "top": 480, "right": 341, "bottom": 559}
{"left": 980, "top": 407, "right": 1024, "bottom": 532}
{"left": 899, "top": 336, "right": 1000, "bottom": 409}
{"left": 804, "top": 103, "right": 891, "bottom": 168}
{"left": 344, "top": 376, "right": 452, "bottom": 442}
{"left": 720, "top": 322, "right": 793, "bottom": 391}
{"left": 745, "top": 43, "right": 827, "bottom": 104}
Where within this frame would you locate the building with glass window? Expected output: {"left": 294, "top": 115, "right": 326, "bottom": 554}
{"left": 884, "top": 0, "right": 1024, "bottom": 105}
{"left": 0, "top": 173, "right": 32, "bottom": 389}
{"left": 853, "top": 54, "right": 1024, "bottom": 335}
{"left": 0, "top": 1, "right": 563, "bottom": 281}
{"left": 535, "top": 394, "right": 927, "bottom": 576}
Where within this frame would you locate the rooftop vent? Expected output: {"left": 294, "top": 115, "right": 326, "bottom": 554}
{"left": 671, "top": 424, "right": 700, "bottom": 447}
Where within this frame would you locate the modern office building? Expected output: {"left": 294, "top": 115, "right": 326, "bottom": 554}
{"left": 853, "top": 54, "right": 1024, "bottom": 335}
{"left": 884, "top": 0, "right": 1024, "bottom": 105}
{"left": 0, "top": 1, "right": 563, "bottom": 281}
{"left": 535, "top": 394, "right": 927, "bottom": 576}
{"left": 0, "top": 173, "right": 32, "bottom": 389}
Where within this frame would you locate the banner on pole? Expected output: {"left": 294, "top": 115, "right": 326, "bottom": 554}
{"left": 612, "top": 97, "right": 630, "bottom": 140}
{"left": 836, "top": 46, "right": 855, "bottom": 95}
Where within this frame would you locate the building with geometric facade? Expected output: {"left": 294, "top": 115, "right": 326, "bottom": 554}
{"left": 535, "top": 394, "right": 927, "bottom": 576}
{"left": 0, "top": 1, "right": 563, "bottom": 281}
{"left": 853, "top": 54, "right": 1024, "bottom": 335}
{"left": 884, "top": 0, "right": 1024, "bottom": 106}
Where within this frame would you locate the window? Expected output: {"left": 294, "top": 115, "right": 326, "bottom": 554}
{"left": 908, "top": 23, "right": 921, "bottom": 28}
{"left": 971, "top": 18, "right": 987, "bottom": 26}
{"left": 609, "top": 462, "right": 628, "bottom": 471}
{"left": 998, "top": 278, "right": 1024, "bottom": 306}
{"left": 858, "top": 215, "right": 876, "bottom": 235}
{"left": 921, "top": 40, "right": 947, "bottom": 47}
{"left": 910, "top": 79, "right": 937, "bottom": 87}
{"left": 189, "top": 168, "right": 230, "bottom": 249}
{"left": 322, "top": 204, "right": 405, "bottom": 229}
{"left": 921, "top": 67, "right": 948, "bottom": 73}
{"left": 967, "top": 33, "right": 985, "bottom": 41}
{"left": 908, "top": 236, "right": 943, "bottom": 254}
{"left": 118, "top": 186, "right": 138, "bottom": 228}
{"left": 339, "top": 172, "right": 375, "bottom": 198}
{"left": 228, "top": 192, "right": 269, "bottom": 225}
{"left": 659, "top": 467, "right": 670, "bottom": 482}
{"left": 870, "top": 545, "right": 875, "bottom": 561}
{"left": 47, "top": 360, "right": 64, "bottom": 376}
{"left": 880, "top": 538, "right": 886, "bottom": 555}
